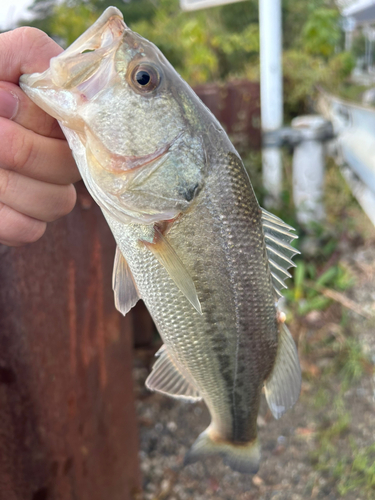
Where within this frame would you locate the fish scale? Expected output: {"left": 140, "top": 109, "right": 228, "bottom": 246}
{"left": 20, "top": 6, "right": 301, "bottom": 474}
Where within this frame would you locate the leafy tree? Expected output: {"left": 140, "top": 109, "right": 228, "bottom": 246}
{"left": 50, "top": 3, "right": 97, "bottom": 46}
{"left": 302, "top": 8, "right": 341, "bottom": 58}
{"left": 19, "top": 0, "right": 351, "bottom": 117}
{"left": 21, "top": 0, "right": 260, "bottom": 83}
{"left": 131, "top": 0, "right": 259, "bottom": 83}
{"left": 282, "top": 0, "right": 338, "bottom": 50}
{"left": 21, "top": 0, "right": 156, "bottom": 40}
{"left": 219, "top": 0, "right": 258, "bottom": 32}
{"left": 22, "top": 0, "right": 56, "bottom": 34}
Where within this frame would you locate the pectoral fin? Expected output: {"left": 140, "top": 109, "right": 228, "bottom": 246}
{"left": 142, "top": 228, "right": 202, "bottom": 314}
{"left": 146, "top": 345, "right": 202, "bottom": 401}
{"left": 112, "top": 246, "right": 140, "bottom": 316}
{"left": 264, "top": 323, "right": 301, "bottom": 419}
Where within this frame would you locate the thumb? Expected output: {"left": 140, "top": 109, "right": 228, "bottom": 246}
{"left": 0, "top": 27, "right": 63, "bottom": 83}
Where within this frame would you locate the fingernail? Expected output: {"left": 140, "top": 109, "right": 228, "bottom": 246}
{"left": 0, "top": 90, "right": 19, "bottom": 120}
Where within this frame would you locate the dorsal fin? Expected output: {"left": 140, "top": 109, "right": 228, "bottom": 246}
{"left": 112, "top": 246, "right": 140, "bottom": 316}
{"left": 146, "top": 345, "right": 202, "bottom": 401}
{"left": 261, "top": 208, "right": 300, "bottom": 298}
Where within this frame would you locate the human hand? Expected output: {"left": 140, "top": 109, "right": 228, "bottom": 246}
{"left": 0, "top": 28, "right": 80, "bottom": 246}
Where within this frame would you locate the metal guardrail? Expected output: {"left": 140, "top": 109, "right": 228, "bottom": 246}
{"left": 318, "top": 89, "right": 375, "bottom": 226}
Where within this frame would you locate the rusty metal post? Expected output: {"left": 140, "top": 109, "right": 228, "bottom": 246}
{"left": 0, "top": 182, "right": 141, "bottom": 500}
{"left": 194, "top": 80, "right": 261, "bottom": 151}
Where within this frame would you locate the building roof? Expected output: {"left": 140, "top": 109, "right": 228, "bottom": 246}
{"left": 343, "top": 0, "right": 375, "bottom": 24}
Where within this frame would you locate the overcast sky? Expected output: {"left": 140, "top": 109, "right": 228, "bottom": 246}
{"left": 0, "top": 0, "right": 35, "bottom": 31}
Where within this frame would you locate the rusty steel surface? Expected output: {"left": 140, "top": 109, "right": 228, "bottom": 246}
{"left": 0, "top": 182, "right": 141, "bottom": 500}
{"left": 131, "top": 302, "right": 155, "bottom": 348}
{"left": 194, "top": 80, "right": 261, "bottom": 151}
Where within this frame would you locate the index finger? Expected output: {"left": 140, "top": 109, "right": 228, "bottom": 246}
{"left": 0, "top": 28, "right": 65, "bottom": 139}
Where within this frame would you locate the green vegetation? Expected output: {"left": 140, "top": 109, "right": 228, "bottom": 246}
{"left": 301, "top": 8, "right": 341, "bottom": 59}
{"left": 278, "top": 157, "right": 372, "bottom": 322}
{"left": 304, "top": 323, "right": 374, "bottom": 496}
{"left": 20, "top": 0, "right": 354, "bottom": 119}
{"left": 312, "top": 429, "right": 375, "bottom": 499}
{"left": 277, "top": 157, "right": 375, "bottom": 498}
{"left": 284, "top": 260, "right": 353, "bottom": 316}
{"left": 334, "top": 82, "right": 369, "bottom": 103}
{"left": 307, "top": 342, "right": 374, "bottom": 497}
{"left": 338, "top": 443, "right": 375, "bottom": 497}
{"left": 338, "top": 337, "right": 369, "bottom": 386}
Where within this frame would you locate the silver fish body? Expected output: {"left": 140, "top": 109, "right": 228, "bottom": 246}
{"left": 20, "top": 7, "right": 301, "bottom": 474}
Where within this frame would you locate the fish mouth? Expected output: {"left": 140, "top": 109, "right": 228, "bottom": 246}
{"left": 21, "top": 7, "right": 126, "bottom": 91}
{"left": 57, "top": 7, "right": 126, "bottom": 61}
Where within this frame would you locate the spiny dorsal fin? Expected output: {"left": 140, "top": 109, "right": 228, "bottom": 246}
{"left": 261, "top": 208, "right": 300, "bottom": 298}
{"left": 142, "top": 228, "right": 202, "bottom": 314}
{"left": 146, "top": 345, "right": 202, "bottom": 401}
{"left": 264, "top": 323, "right": 301, "bottom": 419}
{"left": 112, "top": 246, "right": 140, "bottom": 316}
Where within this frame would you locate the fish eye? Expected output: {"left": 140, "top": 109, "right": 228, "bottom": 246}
{"left": 130, "top": 64, "right": 160, "bottom": 93}
{"left": 136, "top": 70, "right": 150, "bottom": 86}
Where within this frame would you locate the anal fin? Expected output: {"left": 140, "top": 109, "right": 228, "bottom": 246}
{"left": 112, "top": 246, "right": 140, "bottom": 316}
{"left": 146, "top": 345, "right": 202, "bottom": 401}
{"left": 264, "top": 323, "right": 301, "bottom": 419}
{"left": 142, "top": 227, "right": 202, "bottom": 314}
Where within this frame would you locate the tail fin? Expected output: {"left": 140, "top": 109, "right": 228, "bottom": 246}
{"left": 184, "top": 427, "right": 261, "bottom": 474}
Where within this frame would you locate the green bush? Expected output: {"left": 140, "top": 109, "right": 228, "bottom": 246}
{"left": 22, "top": 0, "right": 351, "bottom": 117}
{"left": 283, "top": 50, "right": 326, "bottom": 119}
{"left": 327, "top": 52, "right": 356, "bottom": 85}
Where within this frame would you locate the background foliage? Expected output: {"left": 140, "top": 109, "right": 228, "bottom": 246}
{"left": 16, "top": 4, "right": 375, "bottom": 497}
{"left": 20, "top": 0, "right": 354, "bottom": 120}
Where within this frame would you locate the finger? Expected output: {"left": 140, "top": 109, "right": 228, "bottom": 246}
{"left": 0, "top": 117, "right": 80, "bottom": 185}
{"left": 0, "top": 203, "right": 46, "bottom": 246}
{"left": 0, "top": 81, "right": 65, "bottom": 139}
{"left": 0, "top": 27, "right": 63, "bottom": 84}
{"left": 0, "top": 169, "right": 77, "bottom": 222}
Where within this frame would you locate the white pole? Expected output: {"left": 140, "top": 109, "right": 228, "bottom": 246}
{"left": 259, "top": 0, "right": 283, "bottom": 207}
{"left": 345, "top": 30, "right": 353, "bottom": 52}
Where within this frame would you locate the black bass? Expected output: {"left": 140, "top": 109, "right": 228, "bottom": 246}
{"left": 20, "top": 7, "right": 301, "bottom": 474}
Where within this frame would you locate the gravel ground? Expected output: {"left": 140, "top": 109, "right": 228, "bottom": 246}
{"left": 132, "top": 239, "right": 375, "bottom": 500}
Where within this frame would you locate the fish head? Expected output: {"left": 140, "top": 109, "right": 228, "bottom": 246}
{"left": 20, "top": 7, "right": 210, "bottom": 224}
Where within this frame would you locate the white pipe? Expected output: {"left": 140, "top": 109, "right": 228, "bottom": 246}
{"left": 259, "top": 0, "right": 283, "bottom": 206}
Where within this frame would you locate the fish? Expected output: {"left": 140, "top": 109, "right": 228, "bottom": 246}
{"left": 20, "top": 7, "right": 301, "bottom": 474}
